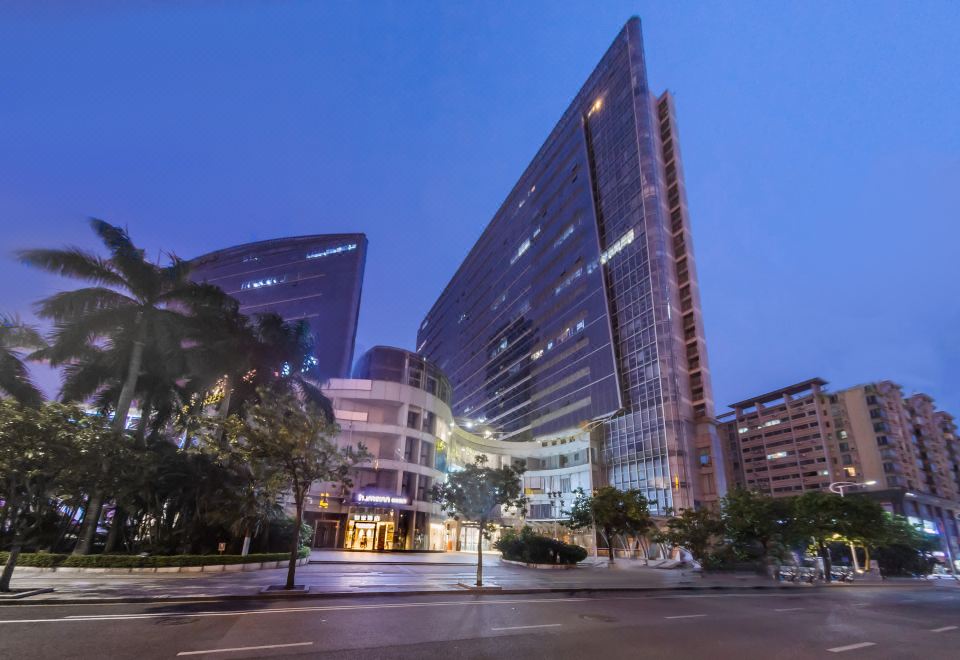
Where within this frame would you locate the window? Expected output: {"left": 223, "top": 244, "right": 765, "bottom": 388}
{"left": 306, "top": 242, "right": 357, "bottom": 259}
{"left": 876, "top": 436, "right": 889, "bottom": 446}
{"left": 600, "top": 228, "right": 634, "bottom": 265}
{"left": 698, "top": 449, "right": 711, "bottom": 466}
{"left": 560, "top": 477, "right": 571, "bottom": 493}
{"left": 407, "top": 409, "right": 421, "bottom": 430}
{"left": 404, "top": 437, "right": 418, "bottom": 462}
{"left": 843, "top": 467, "right": 857, "bottom": 478}
{"left": 240, "top": 275, "right": 286, "bottom": 290}
{"left": 838, "top": 442, "right": 849, "bottom": 452}
{"left": 841, "top": 454, "right": 853, "bottom": 465}
{"left": 529, "top": 504, "right": 552, "bottom": 519}
{"left": 419, "top": 440, "right": 432, "bottom": 467}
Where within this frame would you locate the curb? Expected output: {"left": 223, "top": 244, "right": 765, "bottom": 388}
{"left": 308, "top": 560, "right": 476, "bottom": 567}
{"left": 0, "top": 583, "right": 819, "bottom": 607}
{"left": 0, "top": 578, "right": 941, "bottom": 607}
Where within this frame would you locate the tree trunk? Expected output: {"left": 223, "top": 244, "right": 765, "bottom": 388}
{"left": 286, "top": 500, "right": 303, "bottom": 590}
{"left": 819, "top": 541, "right": 832, "bottom": 583}
{"left": 0, "top": 542, "right": 21, "bottom": 592}
{"left": 104, "top": 508, "right": 126, "bottom": 554}
{"left": 476, "top": 519, "right": 485, "bottom": 587}
{"left": 113, "top": 321, "right": 147, "bottom": 435}
{"left": 606, "top": 526, "right": 615, "bottom": 563}
{"left": 241, "top": 534, "right": 251, "bottom": 557}
{"left": 73, "top": 492, "right": 104, "bottom": 556}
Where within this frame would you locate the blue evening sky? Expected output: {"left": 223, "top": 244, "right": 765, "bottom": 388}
{"left": 2, "top": 1, "right": 958, "bottom": 414}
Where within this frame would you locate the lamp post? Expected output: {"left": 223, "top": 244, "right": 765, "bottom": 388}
{"left": 828, "top": 480, "right": 877, "bottom": 572}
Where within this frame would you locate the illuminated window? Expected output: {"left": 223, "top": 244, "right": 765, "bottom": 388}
{"left": 600, "top": 229, "right": 634, "bottom": 264}
{"left": 240, "top": 275, "right": 286, "bottom": 290}
{"left": 766, "top": 451, "right": 789, "bottom": 460}
{"left": 554, "top": 224, "right": 575, "bottom": 250}
{"left": 510, "top": 238, "right": 531, "bottom": 265}
{"left": 554, "top": 267, "right": 583, "bottom": 296}
{"left": 306, "top": 243, "right": 357, "bottom": 260}
{"left": 738, "top": 427, "right": 749, "bottom": 434}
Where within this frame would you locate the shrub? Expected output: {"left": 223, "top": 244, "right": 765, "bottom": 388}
{"left": 495, "top": 527, "right": 587, "bottom": 565}
{"left": 0, "top": 550, "right": 306, "bottom": 569}
{"left": 0, "top": 552, "right": 69, "bottom": 568}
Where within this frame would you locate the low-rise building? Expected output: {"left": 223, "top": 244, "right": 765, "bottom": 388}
{"left": 301, "top": 346, "right": 452, "bottom": 551}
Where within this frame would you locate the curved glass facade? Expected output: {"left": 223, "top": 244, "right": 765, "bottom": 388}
{"left": 353, "top": 346, "right": 452, "bottom": 406}
{"left": 417, "top": 18, "right": 725, "bottom": 512}
{"left": 191, "top": 234, "right": 367, "bottom": 381}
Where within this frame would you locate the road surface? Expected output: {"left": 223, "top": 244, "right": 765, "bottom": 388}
{"left": 1, "top": 584, "right": 957, "bottom": 658}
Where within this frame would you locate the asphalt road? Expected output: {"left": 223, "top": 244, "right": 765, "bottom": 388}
{"left": 1, "top": 585, "right": 957, "bottom": 659}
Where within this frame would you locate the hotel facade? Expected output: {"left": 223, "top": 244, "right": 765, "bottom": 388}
{"left": 417, "top": 17, "right": 725, "bottom": 513}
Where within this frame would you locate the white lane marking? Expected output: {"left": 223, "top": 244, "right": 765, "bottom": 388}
{"left": 491, "top": 623, "right": 562, "bottom": 631}
{"left": 664, "top": 614, "right": 707, "bottom": 619}
{"left": 827, "top": 642, "right": 876, "bottom": 653}
{"left": 931, "top": 625, "right": 957, "bottom": 633}
{"left": 177, "top": 642, "right": 313, "bottom": 656}
{"left": 775, "top": 607, "right": 804, "bottom": 612}
{"left": 0, "top": 597, "right": 592, "bottom": 625}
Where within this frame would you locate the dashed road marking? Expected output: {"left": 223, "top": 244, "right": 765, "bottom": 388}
{"left": 775, "top": 607, "right": 804, "bottom": 612}
{"left": 491, "top": 623, "right": 562, "bottom": 631}
{"left": 931, "top": 626, "right": 957, "bottom": 633}
{"left": 178, "top": 642, "right": 313, "bottom": 656}
{"left": 827, "top": 642, "right": 876, "bottom": 653}
{"left": 664, "top": 614, "right": 707, "bottom": 619}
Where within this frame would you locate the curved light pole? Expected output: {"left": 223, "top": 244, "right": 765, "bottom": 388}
{"left": 828, "top": 480, "right": 877, "bottom": 572}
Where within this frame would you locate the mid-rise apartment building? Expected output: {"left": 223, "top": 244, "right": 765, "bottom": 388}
{"left": 721, "top": 378, "right": 960, "bottom": 568}
{"left": 418, "top": 17, "right": 725, "bottom": 514}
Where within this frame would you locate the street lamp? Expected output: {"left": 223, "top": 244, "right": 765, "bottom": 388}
{"left": 827, "top": 480, "right": 877, "bottom": 572}
{"left": 828, "top": 480, "right": 877, "bottom": 498}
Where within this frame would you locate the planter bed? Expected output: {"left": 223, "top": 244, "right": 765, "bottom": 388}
{"left": 500, "top": 558, "right": 580, "bottom": 570}
{"left": 2, "top": 551, "right": 308, "bottom": 574}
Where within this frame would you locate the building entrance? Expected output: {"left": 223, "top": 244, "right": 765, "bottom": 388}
{"left": 344, "top": 512, "right": 397, "bottom": 551}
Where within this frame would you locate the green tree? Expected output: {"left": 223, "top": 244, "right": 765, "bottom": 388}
{"left": 0, "top": 400, "right": 110, "bottom": 591}
{"left": 654, "top": 507, "right": 724, "bottom": 564}
{"left": 721, "top": 488, "right": 794, "bottom": 561}
{"left": 565, "top": 486, "right": 653, "bottom": 563}
{"left": 0, "top": 313, "right": 45, "bottom": 407}
{"left": 431, "top": 456, "right": 526, "bottom": 586}
{"left": 224, "top": 386, "right": 367, "bottom": 589}
{"left": 18, "top": 219, "right": 233, "bottom": 554}
{"left": 873, "top": 515, "right": 939, "bottom": 576}
{"left": 791, "top": 491, "right": 887, "bottom": 582}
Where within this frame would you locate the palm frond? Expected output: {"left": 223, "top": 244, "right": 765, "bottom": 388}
{"left": 35, "top": 287, "right": 137, "bottom": 322}
{"left": 0, "top": 351, "right": 43, "bottom": 407}
{"left": 16, "top": 247, "right": 127, "bottom": 288}
{"left": 89, "top": 219, "right": 160, "bottom": 301}
{"left": 0, "top": 313, "right": 46, "bottom": 350}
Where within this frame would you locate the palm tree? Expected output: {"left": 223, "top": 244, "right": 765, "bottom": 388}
{"left": 0, "top": 313, "right": 45, "bottom": 407}
{"left": 17, "top": 219, "right": 234, "bottom": 554}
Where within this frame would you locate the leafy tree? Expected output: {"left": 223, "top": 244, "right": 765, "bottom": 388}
{"left": 224, "top": 386, "right": 367, "bottom": 589}
{"left": 565, "top": 486, "right": 653, "bottom": 563}
{"left": 18, "top": 219, "right": 234, "bottom": 554}
{"left": 0, "top": 400, "right": 110, "bottom": 591}
{"left": 431, "top": 456, "right": 526, "bottom": 586}
{"left": 654, "top": 507, "right": 724, "bottom": 564}
{"left": 872, "top": 514, "right": 939, "bottom": 577}
{"left": 721, "top": 488, "right": 794, "bottom": 561}
{"left": 790, "top": 491, "right": 887, "bottom": 582}
{"left": 0, "top": 313, "right": 46, "bottom": 407}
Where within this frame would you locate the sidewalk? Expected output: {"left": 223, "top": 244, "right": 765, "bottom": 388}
{"left": 3, "top": 553, "right": 936, "bottom": 605}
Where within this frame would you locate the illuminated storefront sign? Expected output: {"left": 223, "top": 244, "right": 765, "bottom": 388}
{"left": 355, "top": 493, "right": 410, "bottom": 505}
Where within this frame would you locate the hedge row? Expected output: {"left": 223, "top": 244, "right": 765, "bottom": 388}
{"left": 495, "top": 528, "right": 588, "bottom": 565}
{"left": 0, "top": 547, "right": 309, "bottom": 568}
